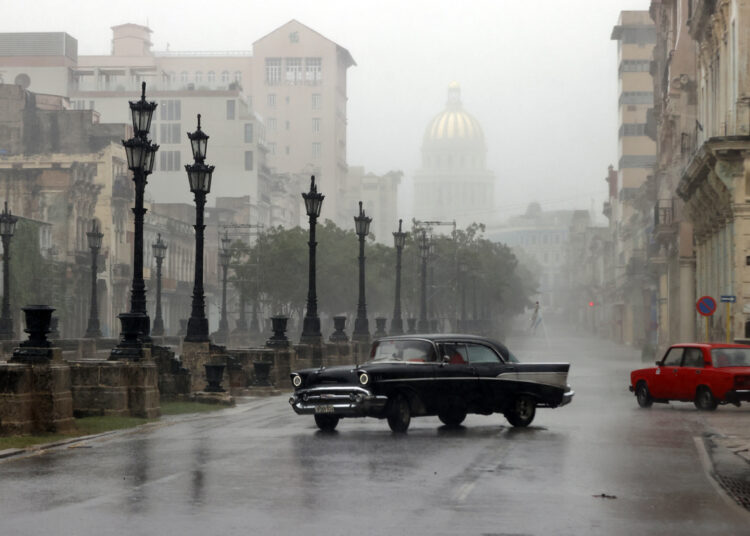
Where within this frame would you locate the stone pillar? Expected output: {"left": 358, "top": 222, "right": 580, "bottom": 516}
{"left": 181, "top": 341, "right": 211, "bottom": 393}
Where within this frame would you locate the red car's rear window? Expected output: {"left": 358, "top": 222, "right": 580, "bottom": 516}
{"left": 711, "top": 348, "right": 750, "bottom": 368}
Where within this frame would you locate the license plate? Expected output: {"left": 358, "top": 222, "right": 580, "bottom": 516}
{"left": 314, "top": 405, "right": 335, "bottom": 414}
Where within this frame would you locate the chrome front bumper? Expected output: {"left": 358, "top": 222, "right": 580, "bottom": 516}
{"left": 289, "top": 385, "right": 389, "bottom": 417}
{"left": 559, "top": 388, "right": 575, "bottom": 407}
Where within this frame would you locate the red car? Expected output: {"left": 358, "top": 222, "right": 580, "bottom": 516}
{"left": 630, "top": 343, "right": 750, "bottom": 410}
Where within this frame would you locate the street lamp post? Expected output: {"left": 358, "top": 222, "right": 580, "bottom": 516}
{"left": 84, "top": 220, "right": 103, "bottom": 338}
{"left": 151, "top": 233, "right": 167, "bottom": 336}
{"left": 300, "top": 176, "right": 324, "bottom": 344}
{"left": 0, "top": 202, "right": 18, "bottom": 340}
{"left": 217, "top": 231, "right": 231, "bottom": 344}
{"left": 118, "top": 82, "right": 158, "bottom": 350}
{"left": 417, "top": 229, "right": 430, "bottom": 332}
{"left": 352, "top": 201, "right": 372, "bottom": 343}
{"left": 184, "top": 114, "right": 215, "bottom": 343}
{"left": 390, "top": 219, "right": 407, "bottom": 335}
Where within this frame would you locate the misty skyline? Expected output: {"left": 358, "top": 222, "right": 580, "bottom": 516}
{"left": 1, "top": 0, "right": 649, "bottom": 224}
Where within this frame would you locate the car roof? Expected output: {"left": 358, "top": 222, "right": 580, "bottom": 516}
{"left": 670, "top": 343, "right": 750, "bottom": 349}
{"left": 375, "top": 333, "right": 510, "bottom": 353}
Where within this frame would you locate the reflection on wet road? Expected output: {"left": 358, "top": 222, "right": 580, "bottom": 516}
{"left": 1, "top": 332, "right": 748, "bottom": 535}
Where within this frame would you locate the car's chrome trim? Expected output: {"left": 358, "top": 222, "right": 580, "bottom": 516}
{"left": 289, "top": 386, "right": 388, "bottom": 416}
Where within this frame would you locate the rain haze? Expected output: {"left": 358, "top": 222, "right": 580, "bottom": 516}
{"left": 1, "top": 0, "right": 649, "bottom": 223}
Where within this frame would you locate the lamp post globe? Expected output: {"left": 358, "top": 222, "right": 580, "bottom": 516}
{"left": 352, "top": 201, "right": 372, "bottom": 344}
{"left": 185, "top": 115, "right": 215, "bottom": 343}
{"left": 417, "top": 229, "right": 430, "bottom": 332}
{"left": 0, "top": 201, "right": 17, "bottom": 340}
{"left": 300, "top": 175, "right": 324, "bottom": 345}
{"left": 84, "top": 220, "right": 103, "bottom": 338}
{"left": 217, "top": 231, "right": 232, "bottom": 343}
{"left": 390, "top": 219, "right": 408, "bottom": 335}
{"left": 151, "top": 234, "right": 167, "bottom": 336}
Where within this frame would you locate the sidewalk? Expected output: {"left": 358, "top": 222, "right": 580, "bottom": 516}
{"left": 704, "top": 434, "right": 750, "bottom": 511}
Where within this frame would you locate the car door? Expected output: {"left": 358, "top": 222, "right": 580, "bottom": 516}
{"left": 466, "top": 342, "right": 507, "bottom": 410}
{"left": 435, "top": 342, "right": 479, "bottom": 405}
{"left": 651, "top": 347, "right": 684, "bottom": 399}
{"left": 675, "top": 346, "right": 705, "bottom": 400}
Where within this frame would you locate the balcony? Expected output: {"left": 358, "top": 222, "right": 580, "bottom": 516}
{"left": 653, "top": 198, "right": 677, "bottom": 244}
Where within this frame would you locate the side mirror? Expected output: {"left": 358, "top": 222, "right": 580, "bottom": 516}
{"left": 442, "top": 355, "right": 450, "bottom": 364}
{"left": 655, "top": 361, "right": 661, "bottom": 367}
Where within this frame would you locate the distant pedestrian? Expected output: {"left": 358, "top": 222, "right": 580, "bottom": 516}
{"left": 530, "top": 301, "right": 542, "bottom": 334}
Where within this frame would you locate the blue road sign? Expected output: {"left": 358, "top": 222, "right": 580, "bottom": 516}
{"left": 720, "top": 295, "right": 736, "bottom": 303}
{"left": 696, "top": 296, "right": 717, "bottom": 316}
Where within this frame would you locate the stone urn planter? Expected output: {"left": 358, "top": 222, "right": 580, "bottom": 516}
{"left": 177, "top": 319, "right": 187, "bottom": 337}
{"left": 373, "top": 317, "right": 387, "bottom": 339}
{"left": 252, "top": 361, "right": 272, "bottom": 386}
{"left": 204, "top": 363, "right": 226, "bottom": 393}
{"left": 19, "top": 305, "right": 55, "bottom": 348}
{"left": 329, "top": 316, "right": 348, "bottom": 342}
{"left": 266, "top": 316, "right": 289, "bottom": 348}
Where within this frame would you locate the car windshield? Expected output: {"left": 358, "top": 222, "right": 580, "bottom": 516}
{"left": 369, "top": 340, "right": 435, "bottom": 362}
{"left": 711, "top": 348, "right": 750, "bottom": 368}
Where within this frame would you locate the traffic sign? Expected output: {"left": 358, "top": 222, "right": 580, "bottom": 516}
{"left": 720, "top": 295, "right": 736, "bottom": 303}
{"left": 696, "top": 296, "right": 717, "bottom": 316}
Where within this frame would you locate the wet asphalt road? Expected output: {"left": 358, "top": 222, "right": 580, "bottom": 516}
{"left": 1, "top": 328, "right": 749, "bottom": 536}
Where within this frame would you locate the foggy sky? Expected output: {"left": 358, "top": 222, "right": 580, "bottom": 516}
{"left": 1, "top": 0, "right": 649, "bottom": 224}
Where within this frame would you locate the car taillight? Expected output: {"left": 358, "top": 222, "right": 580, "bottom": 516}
{"left": 734, "top": 376, "right": 750, "bottom": 389}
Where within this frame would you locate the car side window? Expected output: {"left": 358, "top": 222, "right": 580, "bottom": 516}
{"left": 440, "top": 343, "right": 468, "bottom": 365}
{"left": 683, "top": 348, "right": 704, "bottom": 368}
{"left": 466, "top": 343, "right": 502, "bottom": 364}
{"left": 662, "top": 348, "right": 684, "bottom": 366}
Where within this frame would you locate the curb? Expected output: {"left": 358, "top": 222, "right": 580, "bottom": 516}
{"left": 701, "top": 434, "right": 750, "bottom": 513}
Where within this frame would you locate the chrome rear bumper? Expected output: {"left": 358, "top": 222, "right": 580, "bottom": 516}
{"left": 559, "top": 388, "right": 575, "bottom": 407}
{"left": 289, "top": 385, "right": 388, "bottom": 417}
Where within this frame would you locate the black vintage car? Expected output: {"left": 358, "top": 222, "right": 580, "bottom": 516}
{"left": 289, "top": 334, "right": 574, "bottom": 432}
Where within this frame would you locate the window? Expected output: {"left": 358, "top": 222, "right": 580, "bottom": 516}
{"left": 285, "top": 120, "right": 290, "bottom": 130}
{"left": 195, "top": 71, "right": 202, "bottom": 83}
{"left": 207, "top": 71, "right": 215, "bottom": 84}
{"left": 312, "top": 94, "right": 321, "bottom": 109}
{"left": 618, "top": 91, "right": 653, "bottom": 106}
{"left": 221, "top": 71, "right": 229, "bottom": 84}
{"left": 226, "top": 99, "right": 236, "bottom": 120}
{"left": 619, "top": 59, "right": 651, "bottom": 74}
{"left": 305, "top": 57, "right": 322, "bottom": 82}
{"left": 265, "top": 58, "right": 282, "bottom": 84}
{"left": 244, "top": 151, "right": 253, "bottom": 171}
{"left": 312, "top": 117, "right": 321, "bottom": 133}
{"left": 267, "top": 94, "right": 276, "bottom": 107}
{"left": 159, "top": 100, "right": 181, "bottom": 121}
{"left": 312, "top": 142, "right": 321, "bottom": 159}
{"left": 467, "top": 344, "right": 501, "bottom": 364}
{"left": 267, "top": 118, "right": 277, "bottom": 132}
{"left": 159, "top": 123, "right": 181, "bottom": 144}
{"left": 159, "top": 150, "right": 181, "bottom": 171}
{"left": 268, "top": 142, "right": 276, "bottom": 155}
{"left": 439, "top": 343, "right": 468, "bottom": 365}
{"left": 233, "top": 71, "right": 242, "bottom": 83}
{"left": 683, "top": 348, "right": 704, "bottom": 367}
{"left": 244, "top": 123, "right": 254, "bottom": 143}
{"left": 180, "top": 71, "right": 188, "bottom": 83}
{"left": 286, "top": 57, "right": 303, "bottom": 83}
{"left": 661, "top": 348, "right": 683, "bottom": 366}
{"left": 619, "top": 123, "right": 647, "bottom": 137}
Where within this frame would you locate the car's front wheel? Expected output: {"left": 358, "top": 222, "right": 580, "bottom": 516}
{"left": 694, "top": 386, "right": 718, "bottom": 411}
{"left": 314, "top": 414, "right": 340, "bottom": 432}
{"left": 635, "top": 382, "right": 653, "bottom": 408}
{"left": 505, "top": 395, "right": 536, "bottom": 427}
{"left": 387, "top": 393, "right": 411, "bottom": 433}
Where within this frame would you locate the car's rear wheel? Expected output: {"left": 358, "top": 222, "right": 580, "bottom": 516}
{"left": 694, "top": 386, "right": 718, "bottom": 411}
{"left": 387, "top": 393, "right": 411, "bottom": 433}
{"left": 635, "top": 382, "right": 653, "bottom": 408}
{"left": 314, "top": 414, "right": 340, "bottom": 432}
{"left": 438, "top": 403, "right": 467, "bottom": 427}
{"left": 505, "top": 395, "right": 536, "bottom": 427}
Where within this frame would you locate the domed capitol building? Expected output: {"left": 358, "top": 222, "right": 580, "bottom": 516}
{"left": 413, "top": 83, "right": 495, "bottom": 227}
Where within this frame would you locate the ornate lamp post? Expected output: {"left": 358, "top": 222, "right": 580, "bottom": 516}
{"left": 84, "top": 220, "right": 103, "bottom": 338}
{"left": 151, "top": 233, "right": 167, "bottom": 336}
{"left": 417, "top": 229, "right": 430, "bottom": 332}
{"left": 300, "top": 176, "right": 324, "bottom": 344}
{"left": 352, "top": 201, "right": 372, "bottom": 343}
{"left": 217, "top": 231, "right": 232, "bottom": 343}
{"left": 0, "top": 202, "right": 18, "bottom": 340}
{"left": 185, "top": 114, "right": 215, "bottom": 343}
{"left": 390, "top": 219, "right": 408, "bottom": 335}
{"left": 118, "top": 82, "right": 158, "bottom": 348}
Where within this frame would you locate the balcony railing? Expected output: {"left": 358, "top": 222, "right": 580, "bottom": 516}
{"left": 654, "top": 198, "right": 674, "bottom": 226}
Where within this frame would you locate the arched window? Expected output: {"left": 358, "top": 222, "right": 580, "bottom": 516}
{"left": 207, "top": 71, "right": 215, "bottom": 84}
{"left": 195, "top": 71, "right": 203, "bottom": 83}
{"left": 221, "top": 71, "right": 229, "bottom": 84}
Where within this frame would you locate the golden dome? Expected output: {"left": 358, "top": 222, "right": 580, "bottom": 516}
{"left": 423, "top": 83, "right": 485, "bottom": 145}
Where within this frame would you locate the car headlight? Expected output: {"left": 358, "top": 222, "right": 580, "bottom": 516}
{"left": 359, "top": 372, "right": 369, "bottom": 385}
{"left": 292, "top": 374, "right": 302, "bottom": 387}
